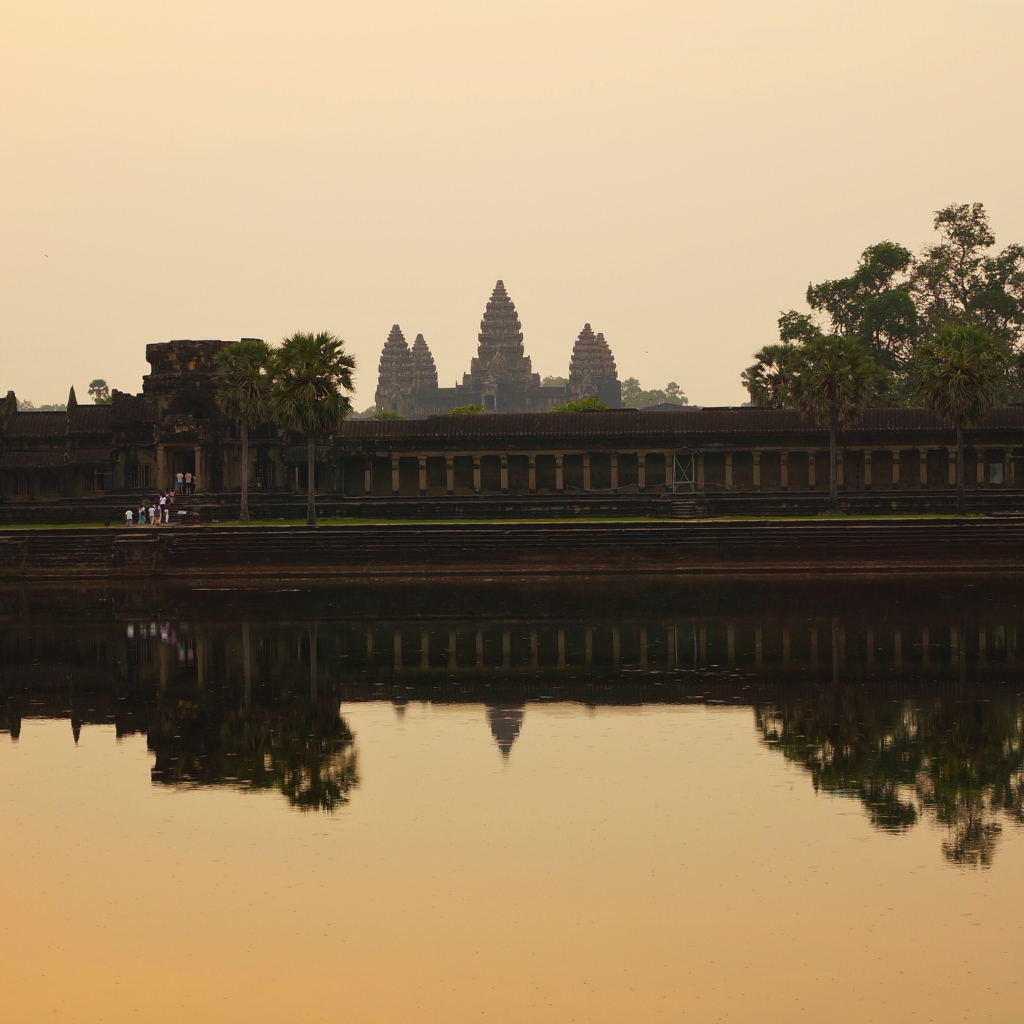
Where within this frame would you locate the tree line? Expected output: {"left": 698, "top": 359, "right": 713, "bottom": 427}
{"left": 742, "top": 203, "right": 1024, "bottom": 512}
{"left": 212, "top": 332, "right": 356, "bottom": 526}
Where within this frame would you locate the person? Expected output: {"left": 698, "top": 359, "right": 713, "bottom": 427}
{"left": 159, "top": 492, "right": 167, "bottom": 522}
{"left": 125, "top": 508, "right": 133, "bottom": 527}
{"left": 184, "top": 471, "right": 192, "bottom": 494}
{"left": 138, "top": 500, "right": 147, "bottom": 526}
{"left": 175, "top": 471, "right": 184, "bottom": 494}
{"left": 149, "top": 503, "right": 157, "bottom": 526}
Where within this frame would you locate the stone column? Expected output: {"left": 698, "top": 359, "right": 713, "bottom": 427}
{"left": 582, "top": 454, "right": 591, "bottom": 492}
{"left": 698, "top": 623, "right": 707, "bottom": 666}
{"left": 500, "top": 454, "right": 509, "bottom": 493}
{"left": 697, "top": 453, "right": 705, "bottom": 491}
{"left": 667, "top": 626, "right": 676, "bottom": 669}
{"left": 864, "top": 450, "right": 872, "bottom": 490}
{"left": 892, "top": 449, "right": 901, "bottom": 488}
{"left": 920, "top": 449, "right": 928, "bottom": 488}
{"left": 528, "top": 456, "right": 536, "bottom": 493}
{"left": 584, "top": 628, "right": 593, "bottom": 666}
{"left": 640, "top": 628, "right": 648, "bottom": 670}
{"left": 977, "top": 449, "right": 985, "bottom": 486}
{"left": 420, "top": 629, "right": 430, "bottom": 670}
{"left": 446, "top": 456, "right": 454, "bottom": 496}
{"left": 557, "top": 629, "right": 566, "bottom": 669}
{"left": 193, "top": 445, "right": 203, "bottom": 491}
{"left": 364, "top": 458, "right": 372, "bottom": 495}
{"left": 448, "top": 629, "right": 457, "bottom": 670}
{"left": 780, "top": 451, "right": 789, "bottom": 491}
{"left": 1004, "top": 449, "right": 1011, "bottom": 487}
{"left": 555, "top": 454, "right": 564, "bottom": 493}
{"left": 473, "top": 455, "right": 481, "bottom": 494}
{"left": 366, "top": 630, "right": 374, "bottom": 669}
{"left": 391, "top": 456, "right": 400, "bottom": 496}
{"left": 727, "top": 623, "right": 735, "bottom": 668}
{"left": 475, "top": 630, "right": 484, "bottom": 667}
{"left": 418, "top": 455, "right": 427, "bottom": 496}
{"left": 724, "top": 452, "right": 733, "bottom": 490}
{"left": 156, "top": 444, "right": 166, "bottom": 490}
{"left": 530, "top": 629, "right": 539, "bottom": 669}
{"left": 753, "top": 451, "right": 761, "bottom": 491}
{"left": 610, "top": 454, "right": 618, "bottom": 492}
{"left": 948, "top": 449, "right": 956, "bottom": 487}
{"left": 502, "top": 629, "right": 511, "bottom": 668}
{"left": 612, "top": 627, "right": 620, "bottom": 666}
{"left": 637, "top": 454, "right": 646, "bottom": 491}
{"left": 808, "top": 451, "right": 816, "bottom": 488}
{"left": 393, "top": 630, "right": 402, "bottom": 672}
{"left": 836, "top": 450, "right": 844, "bottom": 488}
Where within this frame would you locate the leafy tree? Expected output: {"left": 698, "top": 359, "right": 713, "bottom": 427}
{"left": 272, "top": 332, "right": 356, "bottom": 526}
{"left": 789, "top": 335, "right": 885, "bottom": 509}
{"left": 540, "top": 375, "right": 568, "bottom": 387}
{"left": 88, "top": 378, "right": 111, "bottom": 405}
{"left": 911, "top": 203, "right": 1024, "bottom": 344}
{"left": 372, "top": 410, "right": 404, "bottom": 420}
{"left": 212, "top": 339, "right": 275, "bottom": 521}
{"left": 741, "top": 341, "right": 799, "bottom": 408}
{"left": 450, "top": 404, "right": 483, "bottom": 415}
{"left": 551, "top": 396, "right": 608, "bottom": 412}
{"left": 913, "top": 324, "right": 1007, "bottom": 514}
{"left": 621, "top": 377, "right": 689, "bottom": 408}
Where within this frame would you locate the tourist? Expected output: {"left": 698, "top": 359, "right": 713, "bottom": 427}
{"left": 184, "top": 470, "right": 193, "bottom": 494}
{"left": 125, "top": 508, "right": 133, "bottom": 527}
{"left": 138, "top": 500, "right": 147, "bottom": 526}
{"left": 159, "top": 492, "right": 167, "bottom": 522}
{"left": 149, "top": 503, "right": 157, "bottom": 526}
{"left": 175, "top": 471, "right": 184, "bottom": 494}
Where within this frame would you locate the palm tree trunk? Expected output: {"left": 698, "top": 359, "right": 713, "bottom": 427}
{"left": 829, "top": 409, "right": 838, "bottom": 512}
{"left": 239, "top": 421, "right": 249, "bottom": 522}
{"left": 306, "top": 435, "right": 316, "bottom": 526}
{"left": 956, "top": 422, "right": 965, "bottom": 516}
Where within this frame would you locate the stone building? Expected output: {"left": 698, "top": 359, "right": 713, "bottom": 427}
{"left": 373, "top": 280, "right": 623, "bottom": 415}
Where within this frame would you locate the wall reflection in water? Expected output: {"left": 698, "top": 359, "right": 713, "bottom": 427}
{"left": 1, "top": 578, "right": 1022, "bottom": 863}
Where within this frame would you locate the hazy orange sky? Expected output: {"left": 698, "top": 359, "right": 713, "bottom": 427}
{"left": 2, "top": 1, "right": 1023, "bottom": 407}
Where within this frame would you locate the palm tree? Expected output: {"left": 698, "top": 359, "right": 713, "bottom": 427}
{"left": 272, "top": 332, "right": 356, "bottom": 526}
{"left": 212, "top": 339, "right": 275, "bottom": 521}
{"left": 740, "top": 342, "right": 799, "bottom": 408}
{"left": 914, "top": 324, "right": 1007, "bottom": 514}
{"left": 789, "top": 335, "right": 883, "bottom": 510}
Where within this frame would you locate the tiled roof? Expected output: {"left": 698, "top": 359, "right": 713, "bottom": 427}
{"left": 6, "top": 412, "right": 67, "bottom": 438}
{"left": 69, "top": 447, "right": 112, "bottom": 465}
{"left": 0, "top": 450, "right": 66, "bottom": 469}
{"left": 69, "top": 406, "right": 113, "bottom": 433}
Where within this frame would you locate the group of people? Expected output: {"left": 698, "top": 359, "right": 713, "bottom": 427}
{"left": 175, "top": 470, "right": 196, "bottom": 494}
{"left": 124, "top": 488, "right": 178, "bottom": 527}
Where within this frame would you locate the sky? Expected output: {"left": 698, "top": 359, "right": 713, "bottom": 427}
{"left": 2, "top": 0, "right": 1023, "bottom": 408}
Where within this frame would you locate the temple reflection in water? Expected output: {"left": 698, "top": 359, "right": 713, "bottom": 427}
{"left": 1, "top": 577, "right": 1022, "bottom": 863}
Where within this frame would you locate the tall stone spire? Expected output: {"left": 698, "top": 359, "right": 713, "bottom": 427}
{"left": 464, "top": 280, "right": 538, "bottom": 389}
{"left": 375, "top": 325, "right": 414, "bottom": 413}
{"left": 568, "top": 324, "right": 621, "bottom": 405}
{"left": 410, "top": 334, "right": 438, "bottom": 389}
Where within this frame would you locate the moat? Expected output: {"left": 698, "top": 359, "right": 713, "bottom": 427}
{"left": 2, "top": 576, "right": 1023, "bottom": 1022}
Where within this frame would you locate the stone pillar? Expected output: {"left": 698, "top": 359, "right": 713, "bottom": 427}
{"left": 557, "top": 629, "right": 566, "bottom": 669}
{"left": 418, "top": 455, "right": 427, "bottom": 496}
{"left": 808, "top": 452, "right": 816, "bottom": 488}
{"left": 475, "top": 630, "right": 484, "bottom": 667}
{"left": 697, "top": 453, "right": 705, "bottom": 491}
{"left": 752, "top": 451, "right": 761, "bottom": 491}
{"left": 502, "top": 629, "right": 511, "bottom": 669}
{"left": 977, "top": 449, "right": 985, "bottom": 486}
{"left": 864, "top": 450, "right": 872, "bottom": 490}
{"left": 836, "top": 450, "right": 844, "bottom": 488}
{"left": 393, "top": 630, "right": 402, "bottom": 672}
{"left": 448, "top": 629, "right": 457, "bottom": 670}
{"left": 156, "top": 445, "right": 166, "bottom": 490}
{"left": 446, "top": 456, "right": 454, "bottom": 496}
{"left": 420, "top": 629, "right": 430, "bottom": 670}
{"left": 366, "top": 630, "right": 374, "bottom": 668}
{"left": 639, "top": 628, "right": 648, "bottom": 670}
{"left": 530, "top": 629, "right": 539, "bottom": 669}
{"left": 892, "top": 449, "right": 901, "bottom": 488}
{"left": 727, "top": 623, "right": 735, "bottom": 668}
{"left": 388, "top": 456, "right": 400, "bottom": 496}
{"left": 1004, "top": 449, "right": 1011, "bottom": 487}
{"left": 473, "top": 455, "right": 481, "bottom": 494}
{"left": 948, "top": 449, "right": 956, "bottom": 487}
{"left": 724, "top": 452, "right": 733, "bottom": 490}
{"left": 528, "top": 456, "right": 536, "bottom": 493}
{"left": 920, "top": 449, "right": 928, "bottom": 488}
{"left": 555, "top": 454, "right": 564, "bottom": 493}
{"left": 637, "top": 454, "right": 646, "bottom": 491}
{"left": 780, "top": 451, "right": 789, "bottom": 491}
{"left": 610, "top": 454, "right": 618, "bottom": 493}
{"left": 612, "top": 627, "right": 620, "bottom": 666}
{"left": 500, "top": 454, "right": 509, "bottom": 493}
{"left": 584, "top": 628, "right": 593, "bottom": 666}
{"left": 364, "top": 458, "right": 372, "bottom": 495}
{"left": 582, "top": 454, "right": 591, "bottom": 492}
{"left": 667, "top": 626, "right": 676, "bottom": 669}
{"left": 698, "top": 623, "right": 707, "bottom": 666}
{"left": 193, "top": 445, "right": 203, "bottom": 491}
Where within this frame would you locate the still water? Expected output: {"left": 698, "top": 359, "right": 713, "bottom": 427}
{"left": 2, "top": 577, "right": 1023, "bottom": 1022}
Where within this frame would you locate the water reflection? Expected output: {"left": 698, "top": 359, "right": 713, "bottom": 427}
{"left": 1, "top": 577, "right": 1023, "bottom": 859}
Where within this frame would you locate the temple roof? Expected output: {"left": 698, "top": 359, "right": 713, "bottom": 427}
{"left": 6, "top": 412, "right": 66, "bottom": 438}
{"left": 410, "top": 334, "right": 438, "bottom": 389}
{"left": 375, "top": 325, "right": 415, "bottom": 407}
{"left": 466, "top": 280, "right": 536, "bottom": 386}
{"left": 568, "top": 323, "right": 618, "bottom": 399}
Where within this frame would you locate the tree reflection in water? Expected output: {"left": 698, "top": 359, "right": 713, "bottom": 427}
{"left": 756, "top": 687, "right": 1024, "bottom": 867}
{"left": 150, "top": 702, "right": 360, "bottom": 812}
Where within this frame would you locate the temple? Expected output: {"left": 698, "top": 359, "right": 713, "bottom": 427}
{"left": 373, "top": 280, "right": 624, "bottom": 415}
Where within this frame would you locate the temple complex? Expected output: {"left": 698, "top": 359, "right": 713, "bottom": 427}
{"left": 373, "top": 280, "right": 624, "bottom": 415}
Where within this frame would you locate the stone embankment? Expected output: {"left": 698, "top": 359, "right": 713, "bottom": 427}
{"left": 2, "top": 519, "right": 1023, "bottom": 580}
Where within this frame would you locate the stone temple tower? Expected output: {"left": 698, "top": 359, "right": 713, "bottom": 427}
{"left": 463, "top": 280, "right": 540, "bottom": 409}
{"left": 568, "top": 324, "right": 622, "bottom": 407}
{"left": 410, "top": 333, "right": 438, "bottom": 390}
{"left": 375, "top": 325, "right": 415, "bottom": 414}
